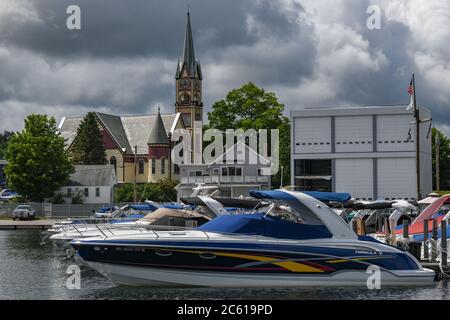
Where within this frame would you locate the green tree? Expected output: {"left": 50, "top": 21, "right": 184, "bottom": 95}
{"left": 432, "top": 127, "right": 450, "bottom": 190}
{"left": 0, "top": 131, "right": 14, "bottom": 160}
{"left": 115, "top": 179, "right": 178, "bottom": 203}
{"left": 207, "top": 82, "right": 290, "bottom": 188}
{"left": 70, "top": 112, "right": 107, "bottom": 165}
{"left": 5, "top": 114, "right": 74, "bottom": 202}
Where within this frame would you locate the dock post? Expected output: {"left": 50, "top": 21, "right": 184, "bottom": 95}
{"left": 384, "top": 218, "right": 390, "bottom": 244}
{"left": 441, "top": 220, "right": 447, "bottom": 268}
{"left": 424, "top": 219, "right": 429, "bottom": 260}
{"left": 431, "top": 220, "right": 438, "bottom": 263}
{"left": 403, "top": 220, "right": 409, "bottom": 239}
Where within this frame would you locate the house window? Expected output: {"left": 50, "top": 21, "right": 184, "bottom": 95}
{"left": 110, "top": 156, "right": 117, "bottom": 173}
{"left": 138, "top": 159, "right": 145, "bottom": 174}
{"left": 229, "top": 167, "right": 235, "bottom": 176}
{"left": 84, "top": 188, "right": 89, "bottom": 198}
{"left": 67, "top": 188, "right": 72, "bottom": 197}
{"left": 221, "top": 167, "right": 228, "bottom": 176}
{"left": 174, "top": 164, "right": 180, "bottom": 174}
{"left": 161, "top": 157, "right": 165, "bottom": 175}
{"left": 95, "top": 188, "right": 100, "bottom": 197}
{"left": 151, "top": 157, "right": 156, "bottom": 174}
{"left": 236, "top": 167, "right": 242, "bottom": 176}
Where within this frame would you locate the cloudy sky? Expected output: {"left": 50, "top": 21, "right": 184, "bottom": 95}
{"left": 0, "top": 0, "right": 449, "bottom": 134}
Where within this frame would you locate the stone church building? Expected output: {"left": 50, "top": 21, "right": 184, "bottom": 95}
{"left": 59, "top": 12, "right": 203, "bottom": 184}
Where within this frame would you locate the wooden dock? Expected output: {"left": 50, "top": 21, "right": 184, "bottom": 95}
{"left": 0, "top": 219, "right": 56, "bottom": 230}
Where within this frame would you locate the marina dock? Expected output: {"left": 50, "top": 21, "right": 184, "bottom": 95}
{"left": 0, "top": 219, "right": 56, "bottom": 230}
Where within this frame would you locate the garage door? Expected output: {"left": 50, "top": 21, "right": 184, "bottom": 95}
{"left": 335, "top": 116, "right": 373, "bottom": 152}
{"left": 294, "top": 117, "right": 331, "bottom": 154}
{"left": 335, "top": 159, "right": 373, "bottom": 200}
{"left": 377, "top": 158, "right": 416, "bottom": 200}
{"left": 377, "top": 115, "right": 415, "bottom": 152}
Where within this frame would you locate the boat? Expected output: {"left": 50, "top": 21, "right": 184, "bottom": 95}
{"left": 395, "top": 194, "right": 450, "bottom": 241}
{"left": 70, "top": 189, "right": 434, "bottom": 287}
{"left": 49, "top": 196, "right": 231, "bottom": 242}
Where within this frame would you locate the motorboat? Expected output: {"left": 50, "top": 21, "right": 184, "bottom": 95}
{"left": 49, "top": 196, "right": 231, "bottom": 242}
{"left": 395, "top": 194, "right": 450, "bottom": 241}
{"left": 71, "top": 190, "right": 434, "bottom": 287}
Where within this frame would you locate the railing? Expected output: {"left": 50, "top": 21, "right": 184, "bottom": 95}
{"left": 180, "top": 175, "right": 270, "bottom": 185}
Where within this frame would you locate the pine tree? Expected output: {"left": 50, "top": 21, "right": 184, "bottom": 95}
{"left": 70, "top": 112, "right": 107, "bottom": 165}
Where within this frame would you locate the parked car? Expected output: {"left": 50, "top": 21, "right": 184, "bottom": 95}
{"left": 12, "top": 205, "right": 36, "bottom": 220}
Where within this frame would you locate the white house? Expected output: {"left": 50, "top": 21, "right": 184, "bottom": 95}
{"left": 290, "top": 105, "right": 432, "bottom": 200}
{"left": 59, "top": 165, "right": 117, "bottom": 204}
{"left": 177, "top": 141, "right": 272, "bottom": 199}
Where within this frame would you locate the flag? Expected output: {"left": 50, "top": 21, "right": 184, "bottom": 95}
{"left": 406, "top": 76, "right": 415, "bottom": 110}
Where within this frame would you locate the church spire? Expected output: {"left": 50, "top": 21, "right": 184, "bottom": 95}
{"left": 176, "top": 11, "right": 201, "bottom": 79}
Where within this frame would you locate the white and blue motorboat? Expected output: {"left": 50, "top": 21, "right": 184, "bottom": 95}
{"left": 71, "top": 190, "right": 435, "bottom": 287}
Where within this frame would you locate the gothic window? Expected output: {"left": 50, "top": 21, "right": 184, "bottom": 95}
{"left": 151, "top": 157, "right": 156, "bottom": 174}
{"left": 180, "top": 93, "right": 190, "bottom": 104}
{"left": 110, "top": 156, "right": 117, "bottom": 173}
{"left": 138, "top": 159, "right": 145, "bottom": 174}
{"left": 161, "top": 157, "right": 166, "bottom": 175}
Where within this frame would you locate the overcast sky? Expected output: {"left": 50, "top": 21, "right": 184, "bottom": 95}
{"left": 0, "top": 0, "right": 449, "bottom": 135}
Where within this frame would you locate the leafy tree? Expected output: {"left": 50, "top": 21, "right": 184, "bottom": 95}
{"left": 206, "top": 82, "right": 290, "bottom": 187}
{"left": 5, "top": 114, "right": 74, "bottom": 202}
{"left": 432, "top": 127, "right": 450, "bottom": 190}
{"left": 70, "top": 112, "right": 107, "bottom": 165}
{"left": 0, "top": 131, "right": 14, "bottom": 160}
{"left": 115, "top": 179, "right": 178, "bottom": 203}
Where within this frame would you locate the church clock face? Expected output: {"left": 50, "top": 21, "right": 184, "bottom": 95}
{"left": 181, "top": 79, "right": 190, "bottom": 90}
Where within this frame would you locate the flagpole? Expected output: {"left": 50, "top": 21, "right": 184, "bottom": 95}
{"left": 413, "top": 73, "right": 421, "bottom": 200}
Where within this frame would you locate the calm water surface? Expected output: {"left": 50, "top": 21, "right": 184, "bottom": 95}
{"left": 1, "top": 230, "right": 449, "bottom": 300}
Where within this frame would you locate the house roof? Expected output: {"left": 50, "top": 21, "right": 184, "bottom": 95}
{"left": 66, "top": 165, "right": 117, "bottom": 187}
{"left": 59, "top": 112, "right": 180, "bottom": 155}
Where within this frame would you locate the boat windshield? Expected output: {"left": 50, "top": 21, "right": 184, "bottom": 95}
{"left": 259, "top": 198, "right": 324, "bottom": 226}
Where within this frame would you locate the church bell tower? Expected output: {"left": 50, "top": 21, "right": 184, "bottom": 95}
{"left": 175, "top": 11, "right": 203, "bottom": 142}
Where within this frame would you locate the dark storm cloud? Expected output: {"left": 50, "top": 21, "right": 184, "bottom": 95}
{"left": 0, "top": 0, "right": 449, "bottom": 136}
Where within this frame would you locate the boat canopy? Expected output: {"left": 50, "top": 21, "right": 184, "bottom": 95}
{"left": 250, "top": 190, "right": 356, "bottom": 239}
{"left": 250, "top": 190, "right": 351, "bottom": 203}
{"left": 127, "top": 204, "right": 159, "bottom": 211}
{"left": 197, "top": 213, "right": 332, "bottom": 240}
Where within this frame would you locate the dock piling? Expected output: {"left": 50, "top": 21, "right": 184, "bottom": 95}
{"left": 424, "top": 219, "right": 429, "bottom": 260}
{"left": 403, "top": 220, "right": 409, "bottom": 239}
{"left": 441, "top": 220, "right": 447, "bottom": 268}
{"left": 432, "top": 220, "right": 438, "bottom": 263}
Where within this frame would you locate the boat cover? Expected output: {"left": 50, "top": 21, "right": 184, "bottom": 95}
{"left": 250, "top": 190, "right": 351, "bottom": 203}
{"left": 127, "top": 204, "right": 159, "bottom": 211}
{"left": 197, "top": 213, "right": 332, "bottom": 240}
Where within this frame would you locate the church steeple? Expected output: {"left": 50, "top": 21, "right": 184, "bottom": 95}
{"left": 175, "top": 10, "right": 203, "bottom": 134}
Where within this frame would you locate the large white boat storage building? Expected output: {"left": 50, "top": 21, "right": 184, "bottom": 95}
{"left": 290, "top": 106, "right": 432, "bottom": 200}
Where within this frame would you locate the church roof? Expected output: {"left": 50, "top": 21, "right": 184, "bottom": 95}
{"left": 147, "top": 109, "right": 170, "bottom": 145}
{"left": 59, "top": 112, "right": 180, "bottom": 155}
{"left": 176, "top": 11, "right": 202, "bottom": 79}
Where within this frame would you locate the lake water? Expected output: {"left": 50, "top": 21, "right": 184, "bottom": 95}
{"left": 1, "top": 230, "right": 450, "bottom": 300}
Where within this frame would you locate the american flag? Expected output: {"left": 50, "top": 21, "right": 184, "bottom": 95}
{"left": 408, "top": 78, "right": 414, "bottom": 96}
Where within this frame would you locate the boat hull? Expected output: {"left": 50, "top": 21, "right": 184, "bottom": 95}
{"left": 72, "top": 235, "right": 435, "bottom": 287}
{"left": 86, "top": 261, "right": 435, "bottom": 287}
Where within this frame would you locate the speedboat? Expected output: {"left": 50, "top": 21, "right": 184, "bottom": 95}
{"left": 50, "top": 196, "right": 231, "bottom": 242}
{"left": 70, "top": 190, "right": 435, "bottom": 287}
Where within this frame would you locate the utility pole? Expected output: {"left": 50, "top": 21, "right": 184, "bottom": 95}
{"left": 133, "top": 145, "right": 137, "bottom": 203}
{"left": 168, "top": 132, "right": 172, "bottom": 181}
{"left": 436, "top": 134, "right": 440, "bottom": 192}
{"left": 413, "top": 74, "right": 421, "bottom": 200}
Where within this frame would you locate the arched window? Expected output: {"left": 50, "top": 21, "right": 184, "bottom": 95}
{"left": 161, "top": 157, "right": 165, "bottom": 175}
{"left": 138, "top": 159, "right": 145, "bottom": 174}
{"left": 151, "top": 157, "right": 156, "bottom": 174}
{"left": 110, "top": 156, "right": 117, "bottom": 173}
{"left": 181, "top": 93, "right": 190, "bottom": 103}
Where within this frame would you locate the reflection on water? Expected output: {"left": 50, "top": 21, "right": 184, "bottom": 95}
{"left": 0, "top": 230, "right": 449, "bottom": 300}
